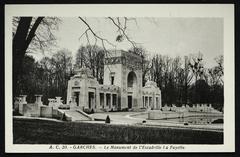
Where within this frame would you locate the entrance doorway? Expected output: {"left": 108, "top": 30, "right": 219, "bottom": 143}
{"left": 128, "top": 95, "right": 132, "bottom": 109}
{"left": 88, "top": 92, "right": 95, "bottom": 109}
{"left": 100, "top": 93, "right": 104, "bottom": 108}
{"left": 74, "top": 92, "right": 80, "bottom": 106}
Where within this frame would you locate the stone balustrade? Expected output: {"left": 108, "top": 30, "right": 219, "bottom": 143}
{"left": 160, "top": 103, "right": 220, "bottom": 113}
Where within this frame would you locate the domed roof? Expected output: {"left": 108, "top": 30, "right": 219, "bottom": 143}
{"left": 145, "top": 80, "right": 157, "bottom": 88}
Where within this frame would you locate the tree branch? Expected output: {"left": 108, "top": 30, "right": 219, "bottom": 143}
{"left": 25, "top": 17, "right": 44, "bottom": 50}
{"left": 78, "top": 17, "right": 115, "bottom": 48}
{"left": 108, "top": 17, "right": 137, "bottom": 48}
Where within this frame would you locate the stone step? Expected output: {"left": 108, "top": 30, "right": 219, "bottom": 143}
{"left": 64, "top": 110, "right": 92, "bottom": 121}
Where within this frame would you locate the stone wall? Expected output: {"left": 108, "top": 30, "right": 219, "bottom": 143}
{"left": 19, "top": 103, "right": 40, "bottom": 117}
{"left": 40, "top": 106, "right": 53, "bottom": 118}
{"left": 148, "top": 110, "right": 223, "bottom": 120}
{"left": 148, "top": 110, "right": 188, "bottom": 119}
{"left": 13, "top": 117, "right": 223, "bottom": 144}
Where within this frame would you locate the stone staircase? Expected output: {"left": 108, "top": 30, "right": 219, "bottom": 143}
{"left": 63, "top": 110, "right": 93, "bottom": 121}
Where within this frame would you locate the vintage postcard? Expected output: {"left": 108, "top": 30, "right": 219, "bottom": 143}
{"left": 5, "top": 4, "right": 234, "bottom": 153}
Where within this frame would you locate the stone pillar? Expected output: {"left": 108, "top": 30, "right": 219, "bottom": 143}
{"left": 193, "top": 104, "right": 196, "bottom": 112}
{"left": 48, "top": 98, "right": 55, "bottom": 107}
{"left": 159, "top": 91, "right": 162, "bottom": 109}
{"left": 209, "top": 104, "right": 212, "bottom": 113}
{"left": 153, "top": 94, "right": 156, "bottom": 110}
{"left": 143, "top": 96, "right": 145, "bottom": 108}
{"left": 14, "top": 97, "right": 21, "bottom": 111}
{"left": 110, "top": 94, "right": 112, "bottom": 110}
{"left": 19, "top": 95, "right": 27, "bottom": 115}
{"left": 66, "top": 80, "right": 72, "bottom": 105}
{"left": 79, "top": 78, "right": 88, "bottom": 110}
{"left": 70, "top": 96, "right": 77, "bottom": 110}
{"left": 104, "top": 93, "right": 107, "bottom": 109}
{"left": 19, "top": 95, "right": 27, "bottom": 104}
{"left": 148, "top": 96, "right": 152, "bottom": 108}
{"left": 95, "top": 89, "right": 100, "bottom": 110}
{"left": 115, "top": 94, "right": 118, "bottom": 110}
{"left": 92, "top": 92, "right": 96, "bottom": 109}
{"left": 55, "top": 97, "right": 63, "bottom": 105}
{"left": 35, "top": 95, "right": 43, "bottom": 106}
{"left": 71, "top": 96, "right": 76, "bottom": 104}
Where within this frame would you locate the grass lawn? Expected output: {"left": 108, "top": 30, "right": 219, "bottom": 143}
{"left": 13, "top": 117, "right": 223, "bottom": 144}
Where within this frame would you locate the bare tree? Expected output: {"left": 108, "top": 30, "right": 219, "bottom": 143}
{"left": 75, "top": 45, "right": 105, "bottom": 83}
{"left": 12, "top": 17, "right": 60, "bottom": 97}
{"left": 208, "top": 55, "right": 224, "bottom": 86}
{"left": 189, "top": 52, "right": 205, "bottom": 83}
{"left": 182, "top": 56, "right": 193, "bottom": 104}
{"left": 128, "top": 46, "right": 151, "bottom": 86}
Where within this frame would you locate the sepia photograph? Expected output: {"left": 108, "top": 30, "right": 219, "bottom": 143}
{"left": 5, "top": 4, "right": 235, "bottom": 153}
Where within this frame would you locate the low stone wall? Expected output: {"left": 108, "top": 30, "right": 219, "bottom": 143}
{"left": 13, "top": 117, "right": 223, "bottom": 144}
{"left": 148, "top": 110, "right": 223, "bottom": 120}
{"left": 148, "top": 110, "right": 186, "bottom": 119}
{"left": 19, "top": 103, "right": 40, "bottom": 117}
{"left": 18, "top": 104, "right": 62, "bottom": 119}
{"left": 40, "top": 106, "right": 53, "bottom": 118}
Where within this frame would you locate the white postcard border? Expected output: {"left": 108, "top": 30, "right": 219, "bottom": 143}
{"left": 5, "top": 4, "right": 235, "bottom": 153}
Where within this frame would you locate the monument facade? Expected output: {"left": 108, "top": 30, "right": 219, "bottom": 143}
{"left": 66, "top": 50, "right": 162, "bottom": 112}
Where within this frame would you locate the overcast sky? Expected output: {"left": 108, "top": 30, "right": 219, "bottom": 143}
{"left": 38, "top": 17, "right": 223, "bottom": 68}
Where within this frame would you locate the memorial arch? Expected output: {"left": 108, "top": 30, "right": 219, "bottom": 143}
{"left": 67, "top": 50, "right": 162, "bottom": 112}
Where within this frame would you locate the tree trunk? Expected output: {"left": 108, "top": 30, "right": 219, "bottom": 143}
{"left": 13, "top": 17, "right": 44, "bottom": 98}
{"left": 13, "top": 17, "right": 32, "bottom": 97}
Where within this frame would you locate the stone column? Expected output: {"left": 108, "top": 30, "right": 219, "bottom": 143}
{"left": 70, "top": 96, "right": 77, "bottom": 110}
{"left": 35, "top": 95, "right": 43, "bottom": 106}
{"left": 80, "top": 78, "right": 88, "bottom": 110}
{"left": 143, "top": 96, "right": 145, "bottom": 108}
{"left": 153, "top": 94, "right": 156, "bottom": 110}
{"left": 110, "top": 94, "right": 112, "bottom": 110}
{"left": 159, "top": 91, "right": 162, "bottom": 109}
{"left": 92, "top": 92, "right": 95, "bottom": 110}
{"left": 66, "top": 80, "right": 72, "bottom": 105}
{"left": 111, "top": 94, "right": 113, "bottom": 110}
{"left": 78, "top": 92, "right": 81, "bottom": 107}
{"left": 148, "top": 96, "right": 151, "bottom": 109}
{"left": 104, "top": 93, "right": 107, "bottom": 109}
{"left": 95, "top": 89, "right": 100, "bottom": 111}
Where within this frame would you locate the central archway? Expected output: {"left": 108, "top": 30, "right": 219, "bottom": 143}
{"left": 127, "top": 71, "right": 137, "bottom": 88}
{"left": 127, "top": 71, "right": 137, "bottom": 109}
